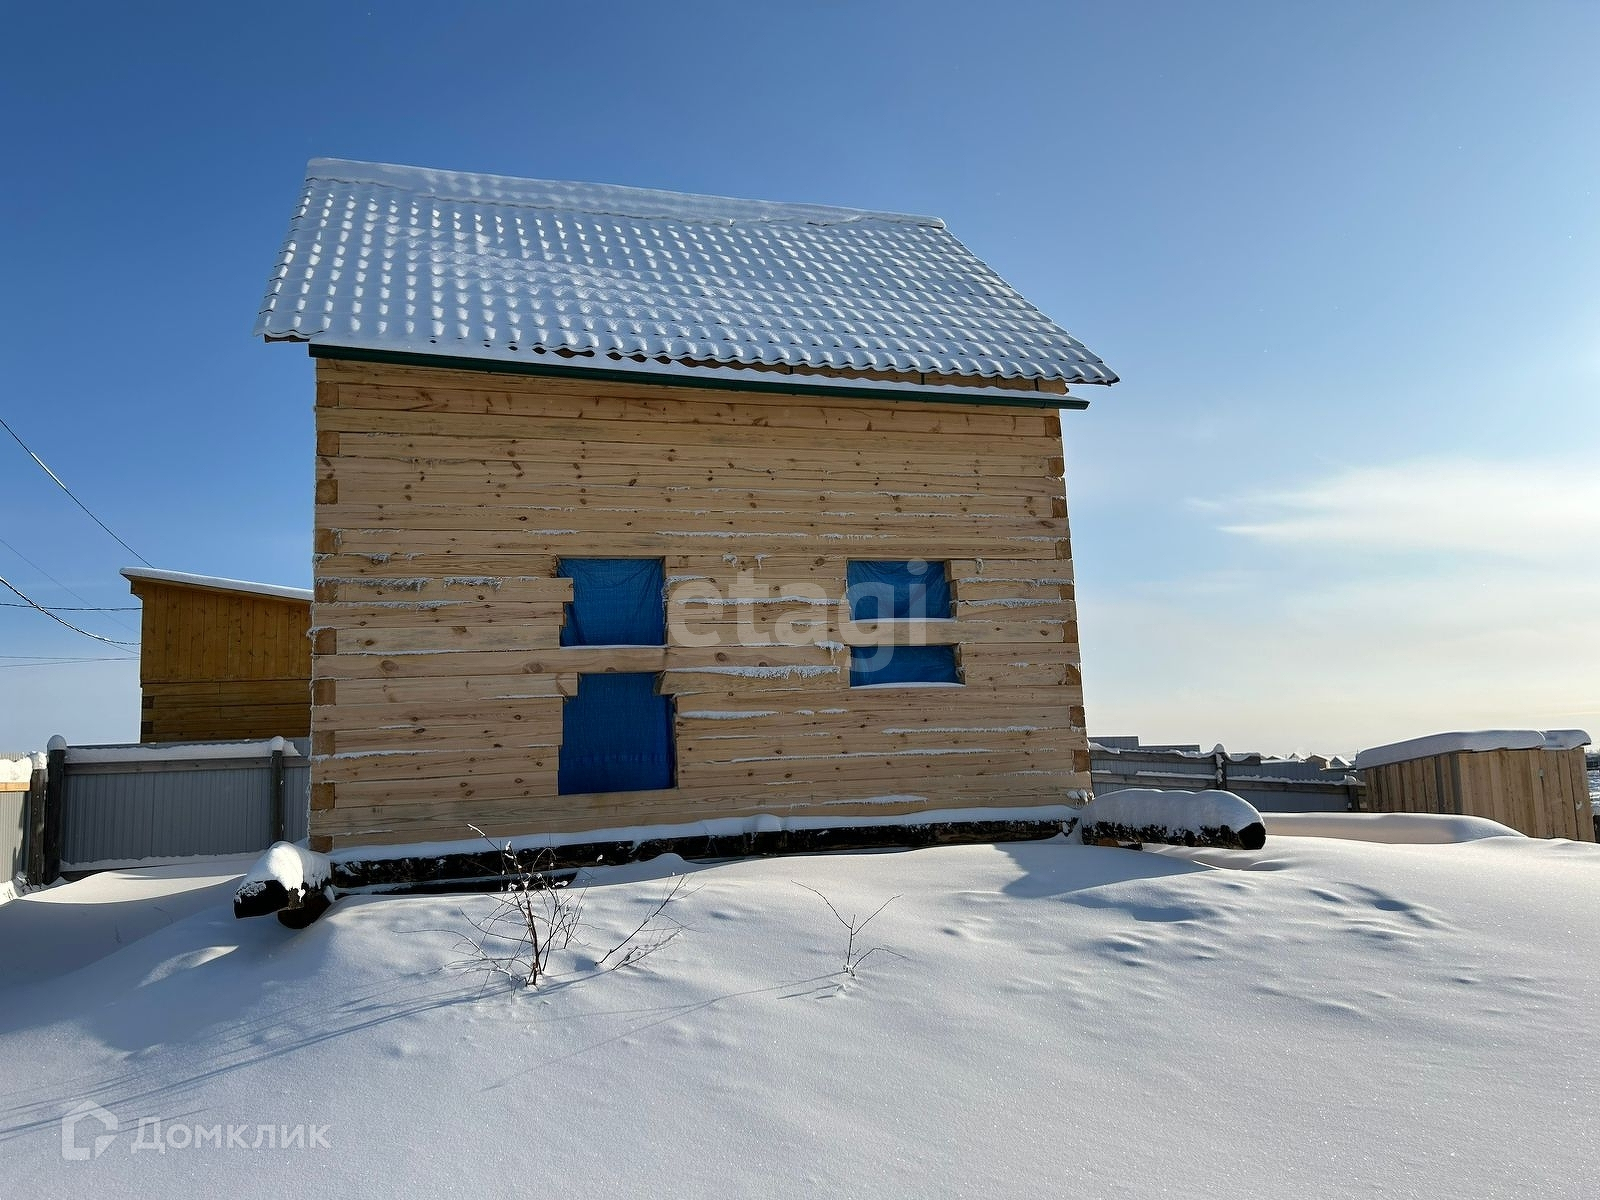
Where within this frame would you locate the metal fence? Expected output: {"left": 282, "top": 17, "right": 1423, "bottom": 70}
{"left": 5, "top": 738, "right": 310, "bottom": 882}
{"left": 1092, "top": 740, "right": 1363, "bottom": 813}
{"left": 2, "top": 755, "right": 40, "bottom": 884}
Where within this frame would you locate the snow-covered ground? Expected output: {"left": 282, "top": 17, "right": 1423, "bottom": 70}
{"left": 1, "top": 825, "right": 1597, "bottom": 1197}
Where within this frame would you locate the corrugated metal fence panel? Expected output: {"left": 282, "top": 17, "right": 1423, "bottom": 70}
{"left": 1, "top": 790, "right": 27, "bottom": 881}
{"left": 59, "top": 740, "right": 313, "bottom": 869}
{"left": 61, "top": 766, "right": 272, "bottom": 867}
{"left": 1091, "top": 748, "right": 1362, "bottom": 814}
{"left": 284, "top": 760, "right": 310, "bottom": 843}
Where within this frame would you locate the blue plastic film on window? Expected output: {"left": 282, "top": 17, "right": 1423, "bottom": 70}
{"left": 849, "top": 644, "right": 960, "bottom": 687}
{"left": 559, "top": 558, "right": 666, "bottom": 647}
{"left": 845, "top": 560, "right": 952, "bottom": 621}
{"left": 558, "top": 673, "right": 675, "bottom": 794}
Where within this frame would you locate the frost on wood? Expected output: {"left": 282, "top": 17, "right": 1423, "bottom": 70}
{"left": 234, "top": 842, "right": 334, "bottom": 926}
{"left": 1072, "top": 789, "right": 1266, "bottom": 851}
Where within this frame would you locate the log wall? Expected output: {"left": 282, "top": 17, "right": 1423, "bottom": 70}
{"left": 128, "top": 578, "right": 310, "bottom": 743}
{"left": 310, "top": 357, "right": 1091, "bottom": 850}
{"left": 1363, "top": 747, "right": 1594, "bottom": 840}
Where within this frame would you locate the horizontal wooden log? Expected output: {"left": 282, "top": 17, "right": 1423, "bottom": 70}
{"left": 841, "top": 619, "right": 1067, "bottom": 646}
{"left": 333, "top": 623, "right": 564, "bottom": 654}
{"left": 320, "top": 504, "right": 1061, "bottom": 540}
{"left": 326, "top": 433, "right": 1058, "bottom": 482}
{"left": 325, "top": 674, "right": 578, "bottom": 706}
{"left": 331, "top": 721, "right": 563, "bottom": 753}
{"left": 329, "top": 475, "right": 1056, "bottom": 518}
{"left": 327, "top": 453, "right": 1060, "bottom": 498}
{"left": 325, "top": 378, "right": 1059, "bottom": 437}
{"left": 314, "top": 534, "right": 1066, "bottom": 569}
{"left": 321, "top": 601, "right": 568, "bottom": 628}
{"left": 326, "top": 767, "right": 562, "bottom": 806}
{"left": 315, "top": 747, "right": 558, "bottom": 785}
{"left": 316, "top": 576, "right": 568, "bottom": 603}
{"left": 318, "top": 404, "right": 1053, "bottom": 457}
{"left": 315, "top": 553, "right": 569, "bottom": 579}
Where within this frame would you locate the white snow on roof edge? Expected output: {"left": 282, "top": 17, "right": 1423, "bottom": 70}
{"left": 305, "top": 157, "right": 946, "bottom": 228}
{"left": 122, "top": 567, "right": 311, "bottom": 603}
{"left": 1355, "top": 729, "right": 1592, "bottom": 770}
{"left": 256, "top": 157, "right": 1118, "bottom": 388}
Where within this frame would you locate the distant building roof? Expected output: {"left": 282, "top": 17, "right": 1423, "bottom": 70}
{"left": 254, "top": 158, "right": 1118, "bottom": 391}
{"left": 121, "top": 567, "right": 311, "bottom": 603}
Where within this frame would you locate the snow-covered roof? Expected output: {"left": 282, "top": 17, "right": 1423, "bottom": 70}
{"left": 121, "top": 567, "right": 312, "bottom": 603}
{"left": 254, "top": 158, "right": 1118, "bottom": 389}
{"left": 1354, "top": 729, "right": 1592, "bottom": 771}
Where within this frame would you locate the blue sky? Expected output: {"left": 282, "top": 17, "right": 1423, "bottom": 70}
{"left": 2, "top": 0, "right": 1596, "bottom": 755}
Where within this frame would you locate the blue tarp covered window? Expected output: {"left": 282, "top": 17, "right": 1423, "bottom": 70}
{"left": 845, "top": 560, "right": 960, "bottom": 686}
{"left": 849, "top": 643, "right": 960, "bottom": 687}
{"left": 559, "top": 558, "right": 665, "bottom": 647}
{"left": 559, "top": 673, "right": 675, "bottom": 794}
{"left": 845, "top": 560, "right": 952, "bottom": 621}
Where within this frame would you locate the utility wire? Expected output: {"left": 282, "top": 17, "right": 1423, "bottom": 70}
{"left": 0, "top": 602, "right": 138, "bottom": 611}
{"left": 0, "top": 534, "right": 140, "bottom": 634}
{"left": 0, "top": 659, "right": 132, "bottom": 668}
{"left": 0, "top": 414, "right": 151, "bottom": 565}
{"left": 0, "top": 575, "right": 139, "bottom": 650}
{"left": 0, "top": 656, "right": 133, "bottom": 668}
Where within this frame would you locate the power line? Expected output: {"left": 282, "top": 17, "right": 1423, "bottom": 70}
{"left": 0, "top": 602, "right": 138, "bottom": 612}
{"left": 0, "top": 413, "right": 151, "bottom": 565}
{"left": 0, "top": 534, "right": 140, "bottom": 635}
{"left": 0, "top": 657, "right": 133, "bottom": 669}
{"left": 0, "top": 575, "right": 139, "bottom": 650}
{"left": 0, "top": 659, "right": 133, "bottom": 668}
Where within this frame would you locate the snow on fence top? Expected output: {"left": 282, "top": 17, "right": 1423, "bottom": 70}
{"left": 1354, "top": 729, "right": 1592, "bottom": 771}
{"left": 254, "top": 157, "right": 1118, "bottom": 388}
{"left": 121, "top": 567, "right": 312, "bottom": 603}
{"left": 1, "top": 753, "right": 43, "bottom": 784}
{"left": 64, "top": 739, "right": 304, "bottom": 765}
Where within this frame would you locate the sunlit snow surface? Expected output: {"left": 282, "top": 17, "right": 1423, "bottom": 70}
{"left": 1, "top": 823, "right": 1597, "bottom": 1198}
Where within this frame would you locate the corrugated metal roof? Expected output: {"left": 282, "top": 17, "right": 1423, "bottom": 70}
{"left": 254, "top": 158, "right": 1117, "bottom": 388}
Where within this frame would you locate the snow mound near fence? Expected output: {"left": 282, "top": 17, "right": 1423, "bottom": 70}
{"left": 1263, "top": 811, "right": 1524, "bottom": 844}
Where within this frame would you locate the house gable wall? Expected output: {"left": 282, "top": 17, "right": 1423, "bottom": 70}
{"left": 310, "top": 356, "right": 1090, "bottom": 850}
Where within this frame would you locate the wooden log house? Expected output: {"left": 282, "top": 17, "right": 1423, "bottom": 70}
{"left": 121, "top": 568, "right": 312, "bottom": 743}
{"left": 256, "top": 158, "right": 1119, "bottom": 852}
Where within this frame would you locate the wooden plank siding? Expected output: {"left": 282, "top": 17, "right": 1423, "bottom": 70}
{"left": 1363, "top": 747, "right": 1594, "bottom": 841}
{"left": 128, "top": 578, "right": 310, "bottom": 743}
{"left": 310, "top": 357, "right": 1091, "bottom": 850}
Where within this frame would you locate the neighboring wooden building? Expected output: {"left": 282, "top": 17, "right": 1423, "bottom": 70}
{"left": 122, "top": 568, "right": 312, "bottom": 743}
{"left": 256, "top": 158, "right": 1118, "bottom": 851}
{"left": 1355, "top": 730, "right": 1594, "bottom": 841}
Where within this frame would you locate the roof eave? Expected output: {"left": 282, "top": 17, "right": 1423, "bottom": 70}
{"left": 300, "top": 343, "right": 1103, "bottom": 411}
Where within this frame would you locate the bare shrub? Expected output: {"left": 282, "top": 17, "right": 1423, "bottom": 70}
{"left": 795, "top": 883, "right": 905, "bottom": 977}
{"left": 448, "top": 831, "right": 688, "bottom": 990}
